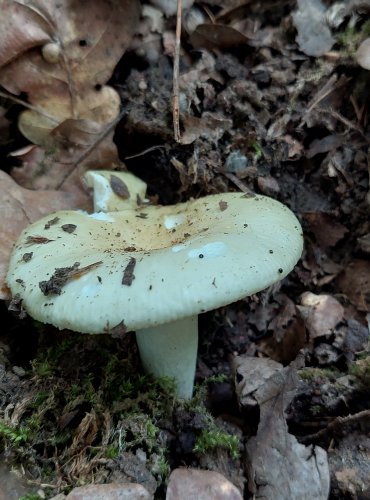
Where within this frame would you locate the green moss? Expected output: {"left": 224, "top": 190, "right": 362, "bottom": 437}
{"left": 251, "top": 140, "right": 264, "bottom": 161}
{"left": 0, "top": 421, "right": 30, "bottom": 445}
{"left": 349, "top": 356, "right": 370, "bottom": 387}
{"left": 18, "top": 494, "right": 42, "bottom": 500}
{"left": 194, "top": 429, "right": 240, "bottom": 459}
{"left": 298, "top": 367, "right": 340, "bottom": 382}
{"left": 182, "top": 377, "right": 241, "bottom": 460}
{"left": 310, "top": 405, "right": 323, "bottom": 416}
{"left": 0, "top": 332, "right": 177, "bottom": 494}
{"left": 104, "top": 445, "right": 119, "bottom": 459}
{"left": 336, "top": 19, "right": 370, "bottom": 57}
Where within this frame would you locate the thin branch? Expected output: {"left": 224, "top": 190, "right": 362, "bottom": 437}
{"left": 172, "top": 0, "right": 182, "bottom": 143}
{"left": 0, "top": 90, "right": 59, "bottom": 124}
{"left": 124, "top": 144, "right": 165, "bottom": 160}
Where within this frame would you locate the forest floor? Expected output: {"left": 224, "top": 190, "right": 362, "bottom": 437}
{"left": 0, "top": 1, "right": 370, "bottom": 499}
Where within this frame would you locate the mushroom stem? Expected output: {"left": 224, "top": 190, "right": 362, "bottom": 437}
{"left": 135, "top": 316, "right": 198, "bottom": 399}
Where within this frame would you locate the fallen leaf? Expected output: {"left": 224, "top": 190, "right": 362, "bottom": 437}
{"left": 304, "top": 212, "right": 349, "bottom": 249}
{"left": 337, "top": 260, "right": 370, "bottom": 312}
{"left": 233, "top": 356, "right": 284, "bottom": 409}
{"left": 189, "top": 23, "right": 250, "bottom": 50}
{"left": 18, "top": 86, "right": 121, "bottom": 145}
{"left": 0, "top": 1, "right": 52, "bottom": 67}
{"left": 0, "top": 0, "right": 140, "bottom": 98}
{"left": 306, "top": 134, "right": 343, "bottom": 158}
{"left": 0, "top": 0, "right": 139, "bottom": 140}
{"left": 358, "top": 233, "right": 370, "bottom": 254}
{"left": 257, "top": 296, "right": 307, "bottom": 364}
{"left": 10, "top": 125, "right": 118, "bottom": 192}
{"left": 181, "top": 112, "right": 233, "bottom": 145}
{"left": 0, "top": 171, "right": 91, "bottom": 299}
{"left": 298, "top": 292, "right": 344, "bottom": 339}
{"left": 243, "top": 361, "right": 330, "bottom": 499}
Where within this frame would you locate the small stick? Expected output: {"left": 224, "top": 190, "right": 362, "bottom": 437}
{"left": 0, "top": 89, "right": 59, "bottom": 124}
{"left": 172, "top": 0, "right": 182, "bottom": 143}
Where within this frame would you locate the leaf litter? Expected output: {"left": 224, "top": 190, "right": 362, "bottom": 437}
{"left": 1, "top": 0, "right": 370, "bottom": 498}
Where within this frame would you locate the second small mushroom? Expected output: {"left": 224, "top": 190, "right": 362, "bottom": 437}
{"left": 6, "top": 171, "right": 303, "bottom": 398}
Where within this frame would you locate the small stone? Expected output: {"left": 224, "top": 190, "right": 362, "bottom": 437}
{"left": 225, "top": 151, "right": 248, "bottom": 173}
{"left": 166, "top": 468, "right": 243, "bottom": 500}
{"left": 64, "top": 482, "right": 152, "bottom": 500}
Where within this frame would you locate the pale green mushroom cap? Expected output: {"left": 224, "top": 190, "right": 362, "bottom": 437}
{"left": 6, "top": 193, "right": 303, "bottom": 334}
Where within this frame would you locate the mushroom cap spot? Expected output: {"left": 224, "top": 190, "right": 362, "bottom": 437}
{"left": 84, "top": 170, "right": 148, "bottom": 212}
{"left": 6, "top": 193, "right": 303, "bottom": 334}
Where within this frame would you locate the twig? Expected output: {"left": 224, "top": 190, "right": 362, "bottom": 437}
{"left": 172, "top": 0, "right": 182, "bottom": 143}
{"left": 124, "top": 144, "right": 165, "bottom": 160}
{"left": 222, "top": 171, "right": 255, "bottom": 196}
{"left": 300, "top": 409, "right": 370, "bottom": 445}
{"left": 0, "top": 89, "right": 59, "bottom": 124}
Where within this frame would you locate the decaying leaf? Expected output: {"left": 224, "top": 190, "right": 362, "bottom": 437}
{"left": 0, "top": 1, "right": 52, "bottom": 67}
{"left": 189, "top": 23, "right": 250, "bottom": 50}
{"left": 180, "top": 113, "right": 233, "bottom": 145}
{"left": 18, "top": 86, "right": 121, "bottom": 146}
{"left": 0, "top": 171, "right": 91, "bottom": 299}
{"left": 9, "top": 128, "right": 119, "bottom": 192}
{"left": 0, "top": 0, "right": 140, "bottom": 153}
{"left": 298, "top": 292, "right": 344, "bottom": 339}
{"left": 304, "top": 212, "right": 349, "bottom": 249}
{"left": 233, "top": 356, "right": 284, "bottom": 409}
{"left": 237, "top": 358, "right": 330, "bottom": 499}
{"left": 257, "top": 296, "right": 307, "bottom": 364}
{"left": 337, "top": 260, "right": 370, "bottom": 312}
{"left": 0, "top": 0, "right": 140, "bottom": 98}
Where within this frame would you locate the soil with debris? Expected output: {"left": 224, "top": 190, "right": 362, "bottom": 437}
{"left": 1, "top": 1, "right": 370, "bottom": 499}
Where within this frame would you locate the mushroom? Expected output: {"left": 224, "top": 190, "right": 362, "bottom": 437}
{"left": 6, "top": 181, "right": 303, "bottom": 398}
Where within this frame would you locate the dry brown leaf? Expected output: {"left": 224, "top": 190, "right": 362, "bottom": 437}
{"left": 181, "top": 113, "right": 233, "bottom": 145}
{"left": 358, "top": 233, "right": 370, "bottom": 254}
{"left": 233, "top": 356, "right": 284, "bottom": 409}
{"left": 70, "top": 410, "right": 98, "bottom": 455}
{"left": 257, "top": 296, "right": 307, "bottom": 364}
{"left": 298, "top": 292, "right": 344, "bottom": 339}
{"left": 0, "top": 1, "right": 52, "bottom": 67}
{"left": 189, "top": 23, "right": 250, "bottom": 50}
{"left": 304, "top": 212, "right": 349, "bottom": 249}
{"left": 18, "top": 86, "right": 121, "bottom": 145}
{"left": 10, "top": 126, "right": 118, "bottom": 192}
{"left": 337, "top": 260, "right": 370, "bottom": 312}
{"left": 0, "top": 0, "right": 139, "bottom": 140}
{"left": 243, "top": 362, "right": 330, "bottom": 499}
{"left": 0, "top": 170, "right": 91, "bottom": 299}
{"left": 0, "top": 0, "right": 140, "bottom": 97}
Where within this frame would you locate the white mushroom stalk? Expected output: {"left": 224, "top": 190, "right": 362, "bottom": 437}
{"left": 6, "top": 172, "right": 304, "bottom": 399}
